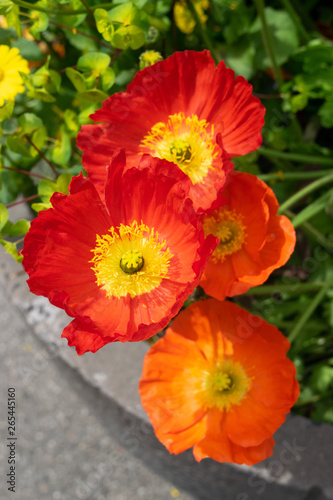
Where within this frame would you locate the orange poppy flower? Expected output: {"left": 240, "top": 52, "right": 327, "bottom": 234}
{"left": 22, "top": 151, "right": 217, "bottom": 355}
{"left": 139, "top": 299, "right": 299, "bottom": 465}
{"left": 199, "top": 171, "right": 296, "bottom": 300}
{"left": 77, "top": 50, "right": 264, "bottom": 212}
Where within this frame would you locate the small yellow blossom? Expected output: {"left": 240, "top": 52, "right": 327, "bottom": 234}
{"left": 174, "top": 0, "right": 209, "bottom": 35}
{"left": 0, "top": 45, "right": 30, "bottom": 107}
{"left": 139, "top": 50, "right": 163, "bottom": 69}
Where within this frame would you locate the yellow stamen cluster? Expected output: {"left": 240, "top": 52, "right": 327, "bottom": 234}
{"left": 203, "top": 208, "right": 246, "bottom": 262}
{"left": 203, "top": 359, "right": 251, "bottom": 411}
{"left": 141, "top": 112, "right": 218, "bottom": 185}
{"left": 90, "top": 221, "right": 173, "bottom": 299}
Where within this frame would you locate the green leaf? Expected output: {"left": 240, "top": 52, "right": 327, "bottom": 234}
{"left": 5, "top": 3, "right": 20, "bottom": 37}
{"left": 50, "top": 126, "right": 71, "bottom": 166}
{"left": 224, "top": 37, "right": 255, "bottom": 79}
{"left": 292, "top": 190, "right": 333, "bottom": 228}
{"left": 63, "top": 24, "right": 98, "bottom": 51}
{"left": 31, "top": 202, "right": 51, "bottom": 213}
{"left": 34, "top": 173, "right": 73, "bottom": 211}
{"left": 77, "top": 89, "right": 109, "bottom": 104}
{"left": 112, "top": 25, "right": 146, "bottom": 50}
{"left": 64, "top": 109, "right": 79, "bottom": 133}
{"left": 290, "top": 93, "right": 308, "bottom": 113}
{"left": 7, "top": 219, "right": 30, "bottom": 237}
{"left": 108, "top": 2, "right": 149, "bottom": 31}
{"left": 251, "top": 8, "right": 299, "bottom": 70}
{"left": 101, "top": 67, "right": 115, "bottom": 91}
{"left": 13, "top": 39, "right": 44, "bottom": 61}
{"left": 31, "top": 62, "right": 61, "bottom": 93}
{"left": 293, "top": 40, "right": 333, "bottom": 75}
{"left": 319, "top": 99, "right": 333, "bottom": 128}
{"left": 47, "top": 70, "right": 61, "bottom": 93}
{"left": 66, "top": 67, "right": 87, "bottom": 92}
{"left": 0, "top": 0, "right": 13, "bottom": 15}
{"left": 18, "top": 113, "right": 43, "bottom": 135}
{"left": 0, "top": 237, "right": 22, "bottom": 263}
{"left": 78, "top": 104, "right": 99, "bottom": 124}
{"left": 6, "top": 136, "right": 31, "bottom": 157}
{"left": 19, "top": 71, "right": 34, "bottom": 91}
{"left": 310, "top": 365, "right": 333, "bottom": 393}
{"left": 77, "top": 52, "right": 111, "bottom": 73}
{"left": 0, "top": 203, "right": 9, "bottom": 231}
{"left": 0, "top": 26, "right": 16, "bottom": 44}
{"left": 0, "top": 101, "right": 14, "bottom": 123}
{"left": 32, "top": 125, "right": 47, "bottom": 153}
{"left": 27, "top": 89, "right": 56, "bottom": 103}
{"left": 30, "top": 11, "right": 49, "bottom": 40}
{"left": 53, "top": 0, "right": 86, "bottom": 28}
{"left": 94, "top": 8, "right": 114, "bottom": 42}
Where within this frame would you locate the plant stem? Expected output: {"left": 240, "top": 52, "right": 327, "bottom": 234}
{"left": 253, "top": 0, "right": 284, "bottom": 89}
{"left": 278, "top": 172, "right": 333, "bottom": 212}
{"left": 24, "top": 135, "right": 58, "bottom": 178}
{"left": 185, "top": 0, "right": 219, "bottom": 64}
{"left": 13, "top": 0, "right": 114, "bottom": 15}
{"left": 49, "top": 21, "right": 111, "bottom": 49}
{"left": 258, "top": 170, "right": 333, "bottom": 181}
{"left": 7, "top": 194, "right": 39, "bottom": 208}
{"left": 245, "top": 282, "right": 325, "bottom": 295}
{"left": 279, "top": 0, "right": 311, "bottom": 43}
{"left": 285, "top": 209, "right": 333, "bottom": 251}
{"left": 288, "top": 274, "right": 333, "bottom": 343}
{"left": 291, "top": 190, "right": 332, "bottom": 228}
{"left": 78, "top": 0, "right": 94, "bottom": 17}
{"left": 259, "top": 148, "right": 333, "bottom": 166}
{"left": 13, "top": 0, "right": 85, "bottom": 14}
{"left": 2, "top": 166, "right": 54, "bottom": 181}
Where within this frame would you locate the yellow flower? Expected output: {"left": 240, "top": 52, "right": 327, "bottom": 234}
{"left": 139, "top": 50, "right": 163, "bottom": 70}
{"left": 0, "top": 45, "right": 30, "bottom": 107}
{"left": 174, "top": 0, "right": 209, "bottom": 35}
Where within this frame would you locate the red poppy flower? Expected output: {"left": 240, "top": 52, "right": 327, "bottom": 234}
{"left": 77, "top": 50, "right": 264, "bottom": 212}
{"left": 199, "top": 171, "right": 296, "bottom": 300}
{"left": 22, "top": 151, "right": 217, "bottom": 355}
{"left": 139, "top": 299, "right": 299, "bottom": 465}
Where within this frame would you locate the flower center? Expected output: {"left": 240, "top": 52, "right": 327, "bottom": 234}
{"left": 90, "top": 221, "right": 173, "bottom": 298}
{"left": 170, "top": 138, "right": 193, "bottom": 163}
{"left": 120, "top": 250, "right": 144, "bottom": 274}
{"left": 140, "top": 112, "right": 218, "bottom": 185}
{"left": 0, "top": 68, "right": 4, "bottom": 81}
{"left": 204, "top": 359, "right": 251, "bottom": 411}
{"left": 202, "top": 208, "right": 246, "bottom": 262}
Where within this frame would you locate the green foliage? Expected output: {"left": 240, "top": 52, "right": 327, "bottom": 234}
{"left": 31, "top": 173, "right": 73, "bottom": 212}
{"left": 0, "top": 0, "right": 14, "bottom": 16}
{"left": 250, "top": 8, "right": 299, "bottom": 69}
{"left": 30, "top": 11, "right": 49, "bottom": 40}
{"left": 94, "top": 8, "right": 114, "bottom": 42}
{"left": 0, "top": 102, "right": 14, "bottom": 123}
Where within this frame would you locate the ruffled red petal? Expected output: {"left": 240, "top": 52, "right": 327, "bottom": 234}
{"left": 23, "top": 152, "right": 216, "bottom": 354}
{"left": 78, "top": 51, "right": 263, "bottom": 210}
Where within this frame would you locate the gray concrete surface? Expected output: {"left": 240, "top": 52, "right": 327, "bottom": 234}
{"left": 1, "top": 205, "right": 333, "bottom": 500}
